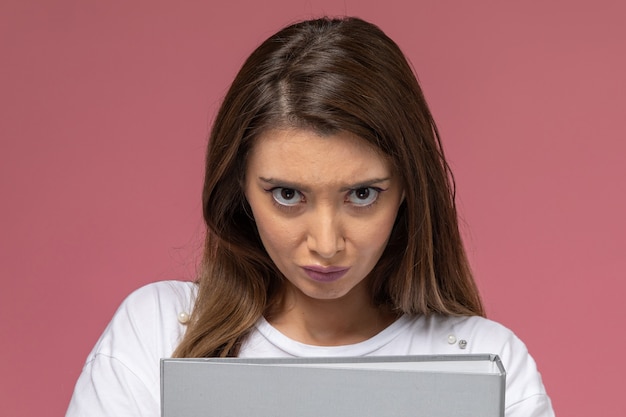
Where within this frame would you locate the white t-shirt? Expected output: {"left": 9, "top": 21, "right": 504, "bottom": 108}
{"left": 66, "top": 281, "right": 555, "bottom": 416}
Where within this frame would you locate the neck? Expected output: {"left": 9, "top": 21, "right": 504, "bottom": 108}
{"left": 268, "top": 281, "right": 398, "bottom": 346}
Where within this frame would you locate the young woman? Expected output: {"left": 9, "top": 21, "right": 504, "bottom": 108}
{"left": 67, "top": 17, "right": 554, "bottom": 416}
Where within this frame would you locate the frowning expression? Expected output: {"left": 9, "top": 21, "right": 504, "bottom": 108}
{"left": 244, "top": 128, "right": 404, "bottom": 303}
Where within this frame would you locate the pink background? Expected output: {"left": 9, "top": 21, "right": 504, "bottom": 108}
{"left": 1, "top": 1, "right": 625, "bottom": 415}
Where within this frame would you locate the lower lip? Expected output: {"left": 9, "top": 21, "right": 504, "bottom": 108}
{"left": 302, "top": 268, "right": 350, "bottom": 283}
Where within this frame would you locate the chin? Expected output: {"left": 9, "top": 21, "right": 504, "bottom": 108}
{"left": 299, "top": 284, "right": 356, "bottom": 302}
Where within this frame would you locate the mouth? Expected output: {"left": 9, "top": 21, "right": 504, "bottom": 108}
{"left": 301, "top": 266, "right": 350, "bottom": 283}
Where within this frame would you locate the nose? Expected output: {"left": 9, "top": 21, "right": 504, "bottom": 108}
{"left": 306, "top": 208, "right": 345, "bottom": 259}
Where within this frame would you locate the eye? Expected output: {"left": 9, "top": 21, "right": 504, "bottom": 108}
{"left": 271, "top": 188, "right": 303, "bottom": 206}
{"left": 346, "top": 187, "right": 379, "bottom": 206}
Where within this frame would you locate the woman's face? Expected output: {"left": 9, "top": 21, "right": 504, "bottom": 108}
{"left": 244, "top": 128, "right": 404, "bottom": 304}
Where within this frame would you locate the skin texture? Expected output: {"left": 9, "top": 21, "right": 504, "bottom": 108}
{"left": 244, "top": 128, "right": 405, "bottom": 345}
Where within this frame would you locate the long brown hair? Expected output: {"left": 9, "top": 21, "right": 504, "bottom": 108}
{"left": 173, "top": 16, "right": 484, "bottom": 358}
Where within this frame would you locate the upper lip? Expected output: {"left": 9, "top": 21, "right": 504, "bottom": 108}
{"left": 302, "top": 265, "right": 350, "bottom": 273}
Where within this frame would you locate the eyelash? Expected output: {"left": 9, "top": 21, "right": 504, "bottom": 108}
{"left": 346, "top": 187, "right": 383, "bottom": 210}
{"left": 264, "top": 187, "right": 385, "bottom": 212}
{"left": 268, "top": 188, "right": 305, "bottom": 212}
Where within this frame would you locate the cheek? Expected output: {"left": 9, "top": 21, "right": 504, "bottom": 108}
{"left": 351, "top": 213, "right": 398, "bottom": 255}
{"left": 254, "top": 215, "right": 302, "bottom": 256}
{"left": 246, "top": 191, "right": 277, "bottom": 244}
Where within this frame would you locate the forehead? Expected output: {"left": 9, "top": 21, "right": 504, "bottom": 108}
{"left": 246, "top": 129, "right": 392, "bottom": 184}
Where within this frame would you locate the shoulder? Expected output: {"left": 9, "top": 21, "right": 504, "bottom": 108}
{"left": 119, "top": 280, "right": 196, "bottom": 318}
{"left": 67, "top": 281, "right": 198, "bottom": 416}
{"left": 400, "top": 314, "right": 519, "bottom": 352}
{"left": 440, "top": 315, "right": 519, "bottom": 349}
{"left": 111, "top": 280, "right": 196, "bottom": 332}
{"left": 88, "top": 280, "right": 197, "bottom": 361}
{"left": 414, "top": 314, "right": 542, "bottom": 377}
{"left": 403, "top": 315, "right": 554, "bottom": 416}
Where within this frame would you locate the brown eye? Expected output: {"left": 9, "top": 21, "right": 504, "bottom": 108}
{"left": 272, "top": 188, "right": 302, "bottom": 206}
{"left": 281, "top": 189, "right": 295, "bottom": 200}
{"left": 355, "top": 188, "right": 370, "bottom": 200}
{"left": 347, "top": 187, "right": 379, "bottom": 206}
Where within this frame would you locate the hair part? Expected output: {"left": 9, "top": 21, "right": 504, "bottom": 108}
{"left": 174, "top": 16, "right": 484, "bottom": 358}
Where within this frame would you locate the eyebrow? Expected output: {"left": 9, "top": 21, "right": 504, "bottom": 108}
{"left": 258, "top": 176, "right": 391, "bottom": 192}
